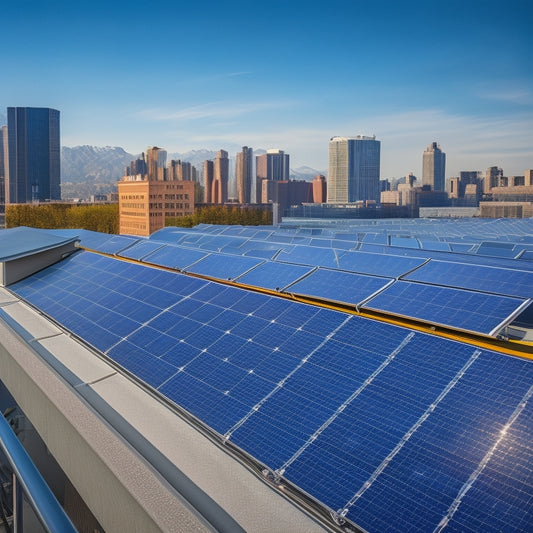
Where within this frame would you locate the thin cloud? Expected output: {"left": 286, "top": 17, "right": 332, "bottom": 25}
{"left": 479, "top": 89, "right": 533, "bottom": 105}
{"left": 136, "top": 101, "right": 290, "bottom": 121}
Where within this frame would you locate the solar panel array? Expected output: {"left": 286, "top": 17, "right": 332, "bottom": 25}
{"left": 64, "top": 222, "right": 533, "bottom": 337}
{"left": 9, "top": 250, "right": 533, "bottom": 532}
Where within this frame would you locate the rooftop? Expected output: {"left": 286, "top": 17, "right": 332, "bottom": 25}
{"left": 0, "top": 218, "right": 532, "bottom": 532}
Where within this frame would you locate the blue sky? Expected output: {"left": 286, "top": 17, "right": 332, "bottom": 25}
{"left": 2, "top": 0, "right": 532, "bottom": 177}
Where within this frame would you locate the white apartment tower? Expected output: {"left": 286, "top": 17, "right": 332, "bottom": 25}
{"left": 327, "top": 135, "right": 381, "bottom": 203}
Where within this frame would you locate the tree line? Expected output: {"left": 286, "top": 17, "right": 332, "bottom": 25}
{"left": 6, "top": 203, "right": 119, "bottom": 234}
{"left": 166, "top": 205, "right": 272, "bottom": 228}
{"left": 6, "top": 203, "right": 272, "bottom": 233}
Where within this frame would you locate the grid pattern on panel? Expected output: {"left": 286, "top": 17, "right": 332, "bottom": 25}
{"left": 185, "top": 254, "right": 264, "bottom": 280}
{"left": 275, "top": 247, "right": 340, "bottom": 269}
{"left": 404, "top": 260, "right": 533, "bottom": 299}
{"left": 337, "top": 251, "right": 425, "bottom": 278}
{"left": 142, "top": 245, "right": 208, "bottom": 270}
{"left": 117, "top": 240, "right": 165, "bottom": 261}
{"left": 362, "top": 280, "right": 527, "bottom": 334}
{"left": 235, "top": 261, "right": 314, "bottom": 291}
{"left": 87, "top": 235, "right": 140, "bottom": 255}
{"left": 8, "top": 249, "right": 533, "bottom": 533}
{"left": 286, "top": 268, "right": 391, "bottom": 306}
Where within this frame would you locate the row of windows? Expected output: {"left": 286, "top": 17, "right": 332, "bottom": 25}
{"left": 121, "top": 203, "right": 145, "bottom": 209}
{"left": 121, "top": 194, "right": 145, "bottom": 200}
{"left": 165, "top": 184, "right": 188, "bottom": 190}
{"left": 164, "top": 203, "right": 190, "bottom": 209}
{"left": 164, "top": 194, "right": 189, "bottom": 200}
{"left": 121, "top": 221, "right": 147, "bottom": 230}
{"left": 122, "top": 211, "right": 146, "bottom": 217}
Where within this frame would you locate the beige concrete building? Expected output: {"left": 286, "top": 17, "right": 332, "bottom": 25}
{"left": 479, "top": 201, "right": 533, "bottom": 218}
{"left": 118, "top": 178, "right": 195, "bottom": 236}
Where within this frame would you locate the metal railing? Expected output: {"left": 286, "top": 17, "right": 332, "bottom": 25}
{"left": 0, "top": 414, "right": 77, "bottom": 533}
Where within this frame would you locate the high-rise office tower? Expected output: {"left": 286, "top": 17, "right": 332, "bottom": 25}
{"left": 146, "top": 147, "right": 167, "bottom": 181}
{"left": 256, "top": 149, "right": 290, "bottom": 203}
{"left": 422, "top": 142, "right": 446, "bottom": 191}
{"left": 212, "top": 150, "right": 229, "bottom": 204}
{"left": 203, "top": 160, "right": 214, "bottom": 202}
{"left": 0, "top": 126, "right": 7, "bottom": 210}
{"left": 6, "top": 107, "right": 60, "bottom": 203}
{"left": 236, "top": 146, "right": 253, "bottom": 204}
{"left": 327, "top": 135, "right": 380, "bottom": 203}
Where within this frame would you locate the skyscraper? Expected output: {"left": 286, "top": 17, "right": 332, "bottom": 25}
{"left": 236, "top": 146, "right": 253, "bottom": 204}
{"left": 327, "top": 135, "right": 380, "bottom": 204}
{"left": 256, "top": 149, "right": 290, "bottom": 203}
{"left": 422, "top": 142, "right": 446, "bottom": 191}
{"left": 212, "top": 150, "right": 229, "bottom": 204}
{"left": 203, "top": 160, "right": 214, "bottom": 203}
{"left": 6, "top": 107, "right": 60, "bottom": 203}
{"left": 146, "top": 146, "right": 167, "bottom": 181}
{"left": 0, "top": 126, "right": 7, "bottom": 211}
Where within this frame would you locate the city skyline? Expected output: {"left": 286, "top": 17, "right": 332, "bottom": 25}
{"left": 1, "top": 1, "right": 532, "bottom": 177}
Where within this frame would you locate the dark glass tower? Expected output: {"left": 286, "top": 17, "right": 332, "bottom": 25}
{"left": 6, "top": 107, "right": 60, "bottom": 203}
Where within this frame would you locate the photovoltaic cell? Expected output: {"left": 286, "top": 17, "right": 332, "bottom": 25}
{"left": 337, "top": 250, "right": 424, "bottom": 278}
{"left": 286, "top": 268, "right": 390, "bottom": 305}
{"left": 362, "top": 280, "right": 528, "bottom": 334}
{"left": 117, "top": 240, "right": 165, "bottom": 260}
{"left": 185, "top": 254, "right": 264, "bottom": 280}
{"left": 404, "top": 259, "right": 533, "bottom": 298}
{"left": 275, "top": 247, "right": 340, "bottom": 268}
{"left": 235, "top": 261, "right": 314, "bottom": 291}
{"left": 142, "top": 245, "right": 208, "bottom": 270}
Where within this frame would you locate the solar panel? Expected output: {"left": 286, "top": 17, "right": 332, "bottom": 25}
{"left": 275, "top": 247, "right": 340, "bottom": 268}
{"left": 286, "top": 268, "right": 391, "bottom": 306}
{"left": 337, "top": 251, "right": 424, "bottom": 278}
{"left": 185, "top": 254, "right": 264, "bottom": 280}
{"left": 84, "top": 234, "right": 140, "bottom": 255}
{"left": 235, "top": 261, "right": 314, "bottom": 291}
{"left": 404, "top": 260, "right": 533, "bottom": 298}
{"left": 363, "top": 280, "right": 529, "bottom": 335}
{"left": 142, "top": 245, "right": 208, "bottom": 270}
{"left": 117, "top": 240, "right": 165, "bottom": 260}
{"left": 8, "top": 248, "right": 533, "bottom": 533}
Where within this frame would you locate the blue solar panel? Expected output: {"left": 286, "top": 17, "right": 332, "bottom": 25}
{"left": 476, "top": 242, "right": 521, "bottom": 258}
{"left": 275, "top": 247, "right": 340, "bottom": 268}
{"left": 363, "top": 280, "right": 528, "bottom": 334}
{"left": 286, "top": 268, "right": 391, "bottom": 306}
{"left": 117, "top": 240, "right": 165, "bottom": 260}
{"left": 404, "top": 260, "right": 533, "bottom": 298}
{"left": 235, "top": 261, "right": 314, "bottom": 291}
{"left": 185, "top": 254, "right": 264, "bottom": 280}
{"left": 8, "top": 245, "right": 533, "bottom": 533}
{"left": 86, "top": 234, "right": 140, "bottom": 255}
{"left": 142, "top": 245, "right": 208, "bottom": 270}
{"left": 337, "top": 251, "right": 424, "bottom": 278}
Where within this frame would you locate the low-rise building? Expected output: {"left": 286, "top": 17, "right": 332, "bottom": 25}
{"left": 118, "top": 177, "right": 195, "bottom": 236}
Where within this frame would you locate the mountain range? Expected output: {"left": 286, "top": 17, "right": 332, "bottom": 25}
{"left": 60, "top": 145, "right": 324, "bottom": 200}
